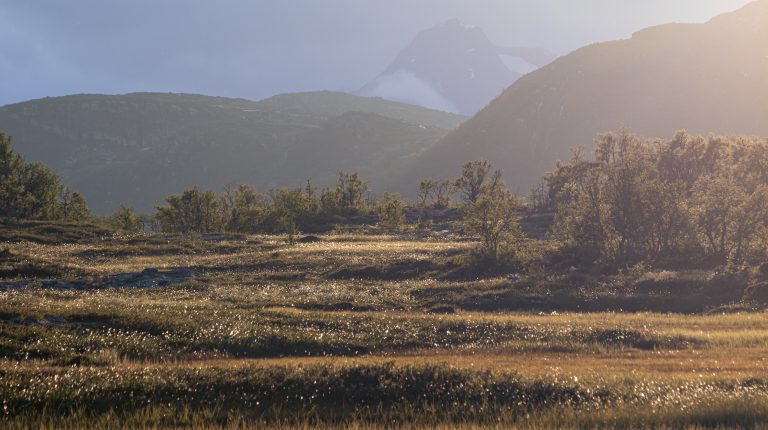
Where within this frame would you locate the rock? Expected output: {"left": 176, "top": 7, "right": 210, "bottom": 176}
{"left": 41, "top": 280, "right": 84, "bottom": 290}
{"left": 29, "top": 268, "right": 199, "bottom": 291}
{"left": 40, "top": 316, "right": 68, "bottom": 326}
{"left": 100, "top": 268, "right": 197, "bottom": 288}
{"left": 0, "top": 281, "right": 31, "bottom": 290}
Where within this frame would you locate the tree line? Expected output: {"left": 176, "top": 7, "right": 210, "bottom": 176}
{"left": 1, "top": 129, "right": 521, "bottom": 258}
{"left": 542, "top": 130, "right": 768, "bottom": 267}
{"left": 151, "top": 160, "right": 522, "bottom": 260}
{"left": 154, "top": 172, "right": 376, "bottom": 236}
{"left": 0, "top": 132, "right": 90, "bottom": 221}
{"left": 6, "top": 126, "right": 768, "bottom": 269}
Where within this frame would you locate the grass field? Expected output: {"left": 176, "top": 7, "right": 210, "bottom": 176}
{"left": 2, "top": 232, "right": 768, "bottom": 428}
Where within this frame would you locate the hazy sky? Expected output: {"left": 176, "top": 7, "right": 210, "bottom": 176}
{"left": 0, "top": 0, "right": 753, "bottom": 106}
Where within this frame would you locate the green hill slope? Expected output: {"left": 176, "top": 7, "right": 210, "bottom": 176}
{"left": 393, "top": 0, "right": 768, "bottom": 194}
{"left": 0, "top": 92, "right": 464, "bottom": 213}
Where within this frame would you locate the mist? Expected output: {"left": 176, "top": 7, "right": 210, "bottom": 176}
{"left": 0, "top": 0, "right": 752, "bottom": 106}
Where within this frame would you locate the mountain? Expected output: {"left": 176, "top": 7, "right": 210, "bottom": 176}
{"left": 393, "top": 1, "right": 768, "bottom": 195}
{"left": 357, "top": 19, "right": 556, "bottom": 116}
{"left": 283, "top": 111, "right": 447, "bottom": 188}
{"left": 0, "top": 92, "right": 465, "bottom": 213}
{"left": 258, "top": 91, "right": 464, "bottom": 130}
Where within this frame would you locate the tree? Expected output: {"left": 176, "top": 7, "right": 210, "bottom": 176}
{"left": 220, "top": 184, "right": 267, "bottom": 232}
{"left": 549, "top": 130, "right": 768, "bottom": 267}
{"left": 278, "top": 215, "right": 299, "bottom": 245}
{"left": 109, "top": 205, "right": 142, "bottom": 232}
{"left": 418, "top": 180, "right": 436, "bottom": 209}
{"left": 268, "top": 186, "right": 317, "bottom": 230}
{"left": 19, "top": 162, "right": 61, "bottom": 220}
{"left": 527, "top": 181, "right": 548, "bottom": 213}
{"left": 594, "top": 130, "right": 654, "bottom": 263}
{"left": 418, "top": 178, "right": 454, "bottom": 210}
{"left": 155, "top": 187, "right": 221, "bottom": 233}
{"left": 638, "top": 178, "right": 692, "bottom": 260}
{"left": 431, "top": 180, "right": 455, "bottom": 209}
{"left": 691, "top": 176, "right": 768, "bottom": 262}
{"left": 551, "top": 167, "right": 612, "bottom": 263}
{"left": 57, "top": 187, "right": 91, "bottom": 221}
{"left": 463, "top": 171, "right": 522, "bottom": 262}
{"left": 543, "top": 148, "right": 593, "bottom": 209}
{"left": 335, "top": 171, "right": 369, "bottom": 214}
{"left": 0, "top": 132, "right": 25, "bottom": 218}
{"left": 456, "top": 160, "right": 492, "bottom": 204}
{"left": 320, "top": 187, "right": 341, "bottom": 216}
{"left": 0, "top": 131, "right": 91, "bottom": 221}
{"left": 378, "top": 193, "right": 405, "bottom": 230}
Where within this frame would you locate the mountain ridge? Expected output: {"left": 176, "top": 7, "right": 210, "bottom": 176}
{"left": 391, "top": 0, "right": 768, "bottom": 195}
{"left": 358, "top": 19, "right": 556, "bottom": 115}
{"left": 0, "top": 91, "right": 465, "bottom": 213}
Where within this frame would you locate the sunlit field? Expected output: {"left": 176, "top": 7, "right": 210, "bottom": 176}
{"left": 2, "top": 233, "right": 768, "bottom": 429}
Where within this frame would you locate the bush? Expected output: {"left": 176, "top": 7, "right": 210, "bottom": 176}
{"left": 463, "top": 170, "right": 523, "bottom": 263}
{"left": 0, "top": 131, "right": 91, "bottom": 221}
{"left": 377, "top": 193, "right": 405, "bottom": 230}
{"left": 108, "top": 205, "right": 143, "bottom": 232}
{"left": 548, "top": 130, "right": 768, "bottom": 267}
{"left": 155, "top": 187, "right": 221, "bottom": 233}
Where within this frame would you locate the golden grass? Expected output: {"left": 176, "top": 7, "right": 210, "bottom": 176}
{"left": 4, "top": 234, "right": 768, "bottom": 428}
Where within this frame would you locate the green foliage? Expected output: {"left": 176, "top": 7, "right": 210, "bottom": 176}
{"left": 266, "top": 185, "right": 319, "bottom": 234}
{"left": 109, "top": 205, "right": 143, "bottom": 232}
{"left": 0, "top": 131, "right": 91, "bottom": 221}
{"left": 0, "top": 93, "right": 462, "bottom": 214}
{"left": 278, "top": 215, "right": 300, "bottom": 245}
{"left": 462, "top": 169, "right": 523, "bottom": 263}
{"left": 333, "top": 171, "right": 369, "bottom": 215}
{"left": 0, "top": 134, "right": 28, "bottom": 219}
{"left": 691, "top": 176, "right": 768, "bottom": 262}
{"left": 219, "top": 184, "right": 267, "bottom": 233}
{"left": 56, "top": 188, "right": 91, "bottom": 222}
{"left": 527, "top": 181, "right": 548, "bottom": 213}
{"left": 455, "top": 160, "right": 492, "bottom": 204}
{"left": 418, "top": 179, "right": 455, "bottom": 210}
{"left": 153, "top": 173, "right": 377, "bottom": 234}
{"left": 549, "top": 130, "right": 768, "bottom": 267}
{"left": 155, "top": 187, "right": 221, "bottom": 233}
{"left": 377, "top": 193, "right": 405, "bottom": 230}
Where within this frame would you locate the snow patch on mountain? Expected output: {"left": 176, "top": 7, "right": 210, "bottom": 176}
{"left": 357, "top": 19, "right": 556, "bottom": 115}
{"left": 499, "top": 55, "right": 539, "bottom": 75}
{"left": 358, "top": 71, "right": 457, "bottom": 113}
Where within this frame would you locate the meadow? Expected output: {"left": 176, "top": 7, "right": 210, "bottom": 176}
{"left": 2, "top": 229, "right": 768, "bottom": 429}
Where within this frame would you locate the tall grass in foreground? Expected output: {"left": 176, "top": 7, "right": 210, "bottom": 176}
{"left": 4, "top": 397, "right": 768, "bottom": 429}
{"left": 2, "top": 363, "right": 768, "bottom": 429}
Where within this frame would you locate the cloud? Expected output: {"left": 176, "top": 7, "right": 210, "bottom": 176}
{"left": 0, "top": 0, "right": 754, "bottom": 105}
